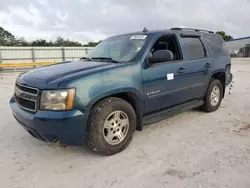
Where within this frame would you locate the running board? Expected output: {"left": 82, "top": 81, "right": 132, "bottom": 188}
{"left": 142, "top": 100, "right": 203, "bottom": 125}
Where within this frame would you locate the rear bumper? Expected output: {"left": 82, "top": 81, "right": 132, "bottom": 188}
{"left": 226, "top": 72, "right": 233, "bottom": 86}
{"left": 10, "top": 96, "right": 87, "bottom": 145}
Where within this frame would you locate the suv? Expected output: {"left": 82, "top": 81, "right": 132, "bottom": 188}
{"left": 10, "top": 28, "right": 233, "bottom": 155}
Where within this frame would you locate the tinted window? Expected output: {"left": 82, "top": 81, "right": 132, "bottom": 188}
{"left": 203, "top": 34, "right": 229, "bottom": 56}
{"left": 182, "top": 37, "right": 205, "bottom": 60}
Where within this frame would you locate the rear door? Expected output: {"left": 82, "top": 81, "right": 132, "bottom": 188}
{"left": 178, "top": 35, "right": 210, "bottom": 99}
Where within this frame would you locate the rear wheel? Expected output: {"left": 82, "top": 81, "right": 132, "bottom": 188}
{"left": 86, "top": 97, "right": 136, "bottom": 155}
{"left": 200, "top": 79, "right": 223, "bottom": 112}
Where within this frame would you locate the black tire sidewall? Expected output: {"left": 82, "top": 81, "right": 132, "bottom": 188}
{"left": 88, "top": 98, "right": 136, "bottom": 155}
{"left": 204, "top": 79, "right": 223, "bottom": 112}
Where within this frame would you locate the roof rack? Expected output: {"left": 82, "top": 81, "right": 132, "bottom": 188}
{"left": 170, "top": 27, "right": 214, "bottom": 33}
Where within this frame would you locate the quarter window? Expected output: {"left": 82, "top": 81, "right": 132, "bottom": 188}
{"left": 182, "top": 37, "right": 205, "bottom": 60}
{"left": 203, "top": 34, "right": 229, "bottom": 56}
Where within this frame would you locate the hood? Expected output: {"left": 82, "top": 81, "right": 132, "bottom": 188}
{"left": 18, "top": 60, "right": 117, "bottom": 89}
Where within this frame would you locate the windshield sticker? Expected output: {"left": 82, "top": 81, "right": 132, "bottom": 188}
{"left": 130, "top": 35, "right": 147, "bottom": 40}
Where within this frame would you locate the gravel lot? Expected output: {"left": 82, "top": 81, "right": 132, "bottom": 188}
{"left": 0, "top": 60, "right": 250, "bottom": 188}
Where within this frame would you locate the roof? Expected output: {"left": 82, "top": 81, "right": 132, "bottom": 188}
{"left": 113, "top": 29, "right": 171, "bottom": 37}
{"left": 111, "top": 28, "right": 216, "bottom": 38}
{"left": 226, "top": 36, "right": 250, "bottom": 42}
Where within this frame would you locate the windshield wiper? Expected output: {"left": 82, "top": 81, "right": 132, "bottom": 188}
{"left": 80, "top": 57, "right": 92, "bottom": 61}
{"left": 91, "top": 57, "right": 120, "bottom": 64}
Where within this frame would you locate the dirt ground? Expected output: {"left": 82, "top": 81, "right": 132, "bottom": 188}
{"left": 0, "top": 59, "right": 250, "bottom": 188}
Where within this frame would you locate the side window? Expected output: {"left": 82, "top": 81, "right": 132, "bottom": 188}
{"left": 151, "top": 35, "right": 182, "bottom": 61}
{"left": 182, "top": 37, "right": 205, "bottom": 60}
{"left": 203, "top": 34, "right": 229, "bottom": 56}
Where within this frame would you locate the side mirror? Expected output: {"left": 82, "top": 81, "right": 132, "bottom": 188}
{"left": 148, "top": 50, "right": 174, "bottom": 65}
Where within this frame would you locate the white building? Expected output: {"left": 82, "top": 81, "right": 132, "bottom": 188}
{"left": 225, "top": 37, "right": 250, "bottom": 57}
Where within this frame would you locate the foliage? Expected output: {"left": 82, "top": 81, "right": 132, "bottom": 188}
{"left": 83, "top": 40, "right": 102, "bottom": 47}
{"left": 0, "top": 26, "right": 101, "bottom": 47}
{"left": 16, "top": 37, "right": 30, "bottom": 46}
{"left": 0, "top": 27, "right": 17, "bottom": 46}
{"left": 30, "top": 37, "right": 87, "bottom": 47}
{"left": 215, "top": 31, "right": 233, "bottom": 41}
{"left": 30, "top": 39, "right": 51, "bottom": 46}
{"left": 53, "top": 37, "right": 83, "bottom": 47}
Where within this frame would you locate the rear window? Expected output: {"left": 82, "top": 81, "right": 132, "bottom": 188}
{"left": 182, "top": 37, "right": 205, "bottom": 60}
{"left": 203, "top": 34, "right": 229, "bottom": 56}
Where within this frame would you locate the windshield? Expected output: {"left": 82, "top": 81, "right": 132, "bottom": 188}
{"left": 87, "top": 34, "right": 147, "bottom": 62}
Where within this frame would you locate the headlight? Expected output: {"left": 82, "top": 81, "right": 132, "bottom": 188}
{"left": 40, "top": 88, "right": 75, "bottom": 111}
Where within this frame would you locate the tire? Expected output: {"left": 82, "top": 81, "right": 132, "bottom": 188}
{"left": 86, "top": 97, "right": 136, "bottom": 156}
{"left": 200, "top": 78, "right": 223, "bottom": 112}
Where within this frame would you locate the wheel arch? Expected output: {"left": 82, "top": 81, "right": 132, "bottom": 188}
{"left": 85, "top": 88, "right": 143, "bottom": 133}
{"left": 209, "top": 70, "right": 226, "bottom": 98}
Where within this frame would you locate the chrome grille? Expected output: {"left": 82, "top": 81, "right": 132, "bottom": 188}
{"left": 14, "top": 83, "right": 39, "bottom": 112}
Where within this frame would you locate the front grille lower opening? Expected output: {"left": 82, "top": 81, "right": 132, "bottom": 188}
{"left": 15, "top": 94, "right": 36, "bottom": 111}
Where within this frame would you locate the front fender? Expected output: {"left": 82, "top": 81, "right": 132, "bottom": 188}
{"left": 59, "top": 62, "right": 143, "bottom": 128}
{"left": 85, "top": 87, "right": 141, "bottom": 113}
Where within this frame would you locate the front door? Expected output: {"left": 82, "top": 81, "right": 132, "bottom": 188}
{"left": 142, "top": 34, "right": 193, "bottom": 114}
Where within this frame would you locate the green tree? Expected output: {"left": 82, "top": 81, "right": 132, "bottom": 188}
{"left": 0, "top": 26, "right": 17, "bottom": 45}
{"left": 216, "top": 31, "right": 233, "bottom": 41}
{"left": 0, "top": 26, "right": 102, "bottom": 47}
{"left": 83, "top": 40, "right": 102, "bottom": 47}
{"left": 31, "top": 39, "right": 50, "bottom": 46}
{"left": 54, "top": 37, "right": 82, "bottom": 47}
{"left": 16, "top": 37, "right": 30, "bottom": 46}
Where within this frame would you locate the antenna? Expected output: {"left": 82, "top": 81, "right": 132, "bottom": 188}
{"left": 143, "top": 27, "right": 148, "bottom": 33}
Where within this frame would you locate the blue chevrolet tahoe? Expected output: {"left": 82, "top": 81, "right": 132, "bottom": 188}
{"left": 10, "top": 28, "right": 233, "bottom": 155}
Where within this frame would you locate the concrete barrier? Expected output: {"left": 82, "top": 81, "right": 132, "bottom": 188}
{"left": 231, "top": 58, "right": 250, "bottom": 63}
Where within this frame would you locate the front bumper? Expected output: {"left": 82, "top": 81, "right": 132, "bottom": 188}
{"left": 10, "top": 96, "right": 87, "bottom": 145}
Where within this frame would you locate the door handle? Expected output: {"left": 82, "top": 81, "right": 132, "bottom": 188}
{"left": 205, "top": 63, "right": 211, "bottom": 68}
{"left": 177, "top": 67, "right": 186, "bottom": 74}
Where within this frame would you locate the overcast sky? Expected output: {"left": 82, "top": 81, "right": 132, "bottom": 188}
{"left": 0, "top": 0, "right": 249, "bottom": 43}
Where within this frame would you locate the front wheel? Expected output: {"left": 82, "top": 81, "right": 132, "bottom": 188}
{"left": 86, "top": 97, "right": 136, "bottom": 156}
{"left": 200, "top": 79, "right": 223, "bottom": 112}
